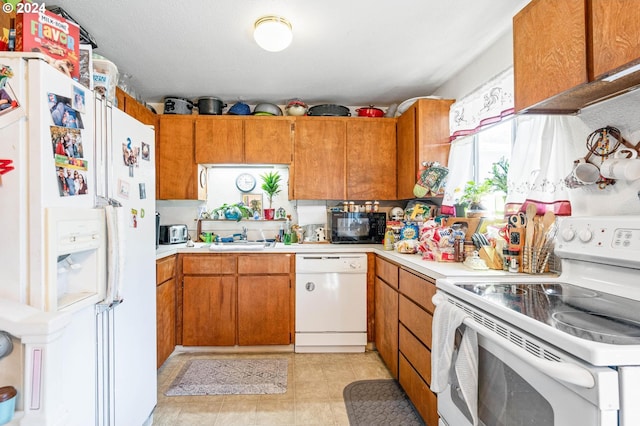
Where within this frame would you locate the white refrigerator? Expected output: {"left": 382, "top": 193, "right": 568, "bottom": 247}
{"left": 0, "top": 53, "right": 156, "bottom": 426}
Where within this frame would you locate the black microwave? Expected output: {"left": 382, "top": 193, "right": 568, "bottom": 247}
{"left": 328, "top": 211, "right": 387, "bottom": 244}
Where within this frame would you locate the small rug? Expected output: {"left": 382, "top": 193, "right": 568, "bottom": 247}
{"left": 165, "top": 358, "right": 288, "bottom": 396}
{"left": 343, "top": 379, "right": 425, "bottom": 426}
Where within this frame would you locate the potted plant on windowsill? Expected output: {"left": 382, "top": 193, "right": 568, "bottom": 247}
{"left": 260, "top": 171, "right": 282, "bottom": 220}
{"left": 460, "top": 180, "right": 492, "bottom": 218}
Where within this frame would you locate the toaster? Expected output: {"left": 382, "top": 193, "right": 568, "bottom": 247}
{"left": 159, "top": 224, "right": 188, "bottom": 244}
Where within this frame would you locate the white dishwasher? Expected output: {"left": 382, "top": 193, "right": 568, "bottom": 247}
{"left": 295, "top": 253, "right": 367, "bottom": 353}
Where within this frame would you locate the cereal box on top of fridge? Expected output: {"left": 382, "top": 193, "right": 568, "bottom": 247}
{"left": 15, "top": 9, "right": 80, "bottom": 80}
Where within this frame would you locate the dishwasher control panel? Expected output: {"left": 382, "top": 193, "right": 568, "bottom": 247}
{"left": 296, "top": 253, "right": 367, "bottom": 273}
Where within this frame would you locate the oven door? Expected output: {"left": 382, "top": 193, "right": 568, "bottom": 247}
{"left": 437, "top": 303, "right": 620, "bottom": 426}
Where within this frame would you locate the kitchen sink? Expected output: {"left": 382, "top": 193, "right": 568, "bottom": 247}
{"left": 208, "top": 240, "right": 276, "bottom": 251}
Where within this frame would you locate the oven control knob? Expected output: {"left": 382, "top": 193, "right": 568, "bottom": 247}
{"left": 561, "top": 228, "right": 576, "bottom": 242}
{"left": 578, "top": 228, "right": 593, "bottom": 243}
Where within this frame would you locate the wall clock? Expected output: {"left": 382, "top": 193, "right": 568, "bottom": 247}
{"left": 235, "top": 173, "right": 256, "bottom": 192}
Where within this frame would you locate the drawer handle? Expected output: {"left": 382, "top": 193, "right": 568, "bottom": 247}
{"left": 305, "top": 282, "right": 315, "bottom": 292}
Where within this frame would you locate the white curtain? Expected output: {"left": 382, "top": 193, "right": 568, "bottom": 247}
{"left": 450, "top": 67, "right": 514, "bottom": 141}
{"left": 505, "top": 115, "right": 588, "bottom": 216}
{"left": 442, "top": 136, "right": 474, "bottom": 215}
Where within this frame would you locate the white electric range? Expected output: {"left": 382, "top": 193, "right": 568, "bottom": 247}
{"left": 435, "top": 215, "right": 640, "bottom": 426}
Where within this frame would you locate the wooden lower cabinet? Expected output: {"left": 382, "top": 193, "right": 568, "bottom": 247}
{"left": 398, "top": 268, "right": 438, "bottom": 425}
{"left": 237, "top": 253, "right": 293, "bottom": 345}
{"left": 181, "top": 254, "right": 237, "bottom": 346}
{"left": 156, "top": 255, "right": 177, "bottom": 368}
{"left": 182, "top": 275, "right": 236, "bottom": 346}
{"left": 399, "top": 354, "right": 439, "bottom": 426}
{"left": 374, "top": 256, "right": 400, "bottom": 378}
{"left": 375, "top": 277, "right": 399, "bottom": 378}
{"left": 375, "top": 255, "right": 439, "bottom": 425}
{"left": 237, "top": 275, "right": 291, "bottom": 345}
{"left": 180, "top": 253, "right": 293, "bottom": 347}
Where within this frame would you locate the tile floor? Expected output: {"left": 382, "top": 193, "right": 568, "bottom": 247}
{"left": 153, "top": 350, "right": 393, "bottom": 425}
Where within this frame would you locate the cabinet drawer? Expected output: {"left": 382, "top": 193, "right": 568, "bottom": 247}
{"left": 238, "top": 254, "right": 291, "bottom": 274}
{"left": 182, "top": 254, "right": 236, "bottom": 275}
{"left": 399, "top": 354, "right": 439, "bottom": 426}
{"left": 375, "top": 256, "right": 398, "bottom": 288}
{"left": 156, "top": 255, "right": 176, "bottom": 285}
{"left": 399, "top": 324, "right": 431, "bottom": 385}
{"left": 399, "top": 295, "right": 433, "bottom": 348}
{"left": 399, "top": 269, "right": 436, "bottom": 313}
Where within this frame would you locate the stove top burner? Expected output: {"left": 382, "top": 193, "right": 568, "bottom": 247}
{"left": 456, "top": 282, "right": 640, "bottom": 346}
{"left": 552, "top": 311, "right": 640, "bottom": 345}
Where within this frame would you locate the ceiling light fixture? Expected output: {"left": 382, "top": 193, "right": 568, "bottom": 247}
{"left": 253, "top": 16, "right": 292, "bottom": 52}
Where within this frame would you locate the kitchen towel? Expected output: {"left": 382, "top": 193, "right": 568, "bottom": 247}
{"left": 431, "top": 293, "right": 479, "bottom": 426}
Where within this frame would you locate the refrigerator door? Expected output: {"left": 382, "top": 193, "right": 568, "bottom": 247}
{"left": 0, "top": 54, "right": 100, "bottom": 426}
{"left": 0, "top": 55, "right": 96, "bottom": 307}
{"left": 96, "top": 106, "right": 157, "bottom": 425}
{"left": 27, "top": 58, "right": 97, "bottom": 311}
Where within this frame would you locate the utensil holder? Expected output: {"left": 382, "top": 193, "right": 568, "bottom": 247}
{"left": 523, "top": 246, "right": 550, "bottom": 274}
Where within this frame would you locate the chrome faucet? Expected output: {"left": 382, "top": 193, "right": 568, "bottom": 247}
{"left": 241, "top": 226, "right": 248, "bottom": 241}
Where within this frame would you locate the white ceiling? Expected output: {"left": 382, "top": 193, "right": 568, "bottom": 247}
{"left": 50, "top": 0, "right": 530, "bottom": 107}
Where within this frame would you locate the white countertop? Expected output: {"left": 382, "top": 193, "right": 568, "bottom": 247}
{"left": 156, "top": 242, "right": 518, "bottom": 279}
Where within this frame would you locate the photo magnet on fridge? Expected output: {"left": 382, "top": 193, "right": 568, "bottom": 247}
{"left": 48, "top": 93, "right": 84, "bottom": 129}
{"left": 72, "top": 86, "right": 85, "bottom": 113}
{"left": 141, "top": 142, "right": 150, "bottom": 161}
{"left": 122, "top": 137, "right": 140, "bottom": 167}
{"left": 130, "top": 208, "right": 138, "bottom": 228}
{"left": 139, "top": 182, "right": 146, "bottom": 199}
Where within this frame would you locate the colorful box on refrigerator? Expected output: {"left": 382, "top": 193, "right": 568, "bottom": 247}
{"left": 15, "top": 10, "right": 80, "bottom": 80}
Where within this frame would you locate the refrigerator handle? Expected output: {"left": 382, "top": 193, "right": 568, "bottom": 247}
{"left": 97, "top": 203, "right": 125, "bottom": 309}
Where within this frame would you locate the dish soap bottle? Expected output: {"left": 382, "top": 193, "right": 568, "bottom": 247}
{"left": 283, "top": 216, "right": 292, "bottom": 245}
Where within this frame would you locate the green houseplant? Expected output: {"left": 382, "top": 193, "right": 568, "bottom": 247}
{"left": 260, "top": 171, "right": 282, "bottom": 220}
{"left": 211, "top": 202, "right": 252, "bottom": 222}
{"left": 486, "top": 156, "right": 509, "bottom": 194}
{"left": 459, "top": 180, "right": 492, "bottom": 217}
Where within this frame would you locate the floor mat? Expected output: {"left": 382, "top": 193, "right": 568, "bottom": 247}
{"left": 343, "top": 379, "right": 425, "bottom": 426}
{"left": 165, "top": 358, "right": 288, "bottom": 396}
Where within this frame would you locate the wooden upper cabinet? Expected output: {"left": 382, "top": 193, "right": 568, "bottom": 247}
{"left": 396, "top": 99, "right": 453, "bottom": 200}
{"left": 514, "top": 0, "right": 640, "bottom": 113}
{"left": 195, "top": 116, "right": 293, "bottom": 164}
{"left": 195, "top": 116, "right": 244, "bottom": 163}
{"left": 590, "top": 0, "right": 640, "bottom": 80}
{"left": 244, "top": 118, "right": 293, "bottom": 164}
{"left": 115, "top": 87, "right": 157, "bottom": 126}
{"left": 346, "top": 119, "right": 397, "bottom": 200}
{"left": 293, "top": 118, "right": 346, "bottom": 200}
{"left": 158, "top": 115, "right": 204, "bottom": 200}
{"left": 513, "top": 0, "right": 588, "bottom": 112}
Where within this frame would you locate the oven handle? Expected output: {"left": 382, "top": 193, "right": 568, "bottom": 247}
{"left": 433, "top": 294, "right": 596, "bottom": 389}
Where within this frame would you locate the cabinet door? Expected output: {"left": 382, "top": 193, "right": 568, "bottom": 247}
{"left": 158, "top": 116, "right": 200, "bottom": 200}
{"left": 182, "top": 276, "right": 236, "bottom": 346}
{"left": 195, "top": 117, "right": 244, "bottom": 163}
{"left": 396, "top": 106, "right": 417, "bottom": 200}
{"left": 396, "top": 100, "right": 452, "bottom": 199}
{"left": 293, "top": 118, "right": 346, "bottom": 199}
{"left": 156, "top": 277, "right": 176, "bottom": 368}
{"left": 399, "top": 354, "right": 439, "bottom": 426}
{"left": 591, "top": 0, "right": 640, "bottom": 79}
{"left": 346, "top": 119, "right": 397, "bottom": 200}
{"left": 244, "top": 118, "right": 293, "bottom": 164}
{"left": 374, "top": 277, "right": 399, "bottom": 378}
{"left": 513, "top": 0, "right": 588, "bottom": 112}
{"left": 237, "top": 275, "right": 291, "bottom": 345}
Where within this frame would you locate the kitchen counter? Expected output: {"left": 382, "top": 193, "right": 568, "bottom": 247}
{"left": 156, "top": 242, "right": 518, "bottom": 279}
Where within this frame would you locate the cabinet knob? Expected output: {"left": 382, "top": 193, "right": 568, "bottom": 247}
{"left": 305, "top": 282, "right": 315, "bottom": 292}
